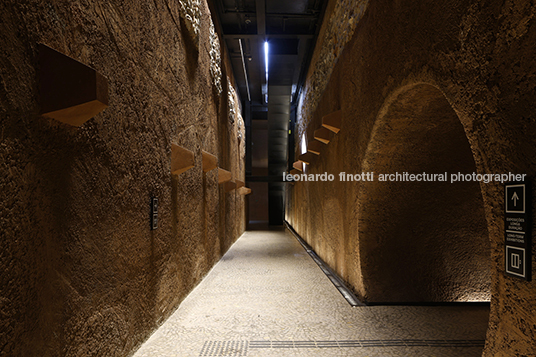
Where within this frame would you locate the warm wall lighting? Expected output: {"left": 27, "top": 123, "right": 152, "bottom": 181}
{"left": 301, "top": 133, "right": 307, "bottom": 154}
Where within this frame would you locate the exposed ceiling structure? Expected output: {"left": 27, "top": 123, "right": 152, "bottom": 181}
{"left": 209, "top": 0, "right": 327, "bottom": 106}
{"left": 208, "top": 0, "right": 327, "bottom": 224}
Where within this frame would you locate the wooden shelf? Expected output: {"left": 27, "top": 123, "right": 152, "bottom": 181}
{"left": 292, "top": 161, "right": 303, "bottom": 171}
{"left": 171, "top": 144, "right": 195, "bottom": 175}
{"left": 39, "top": 44, "right": 108, "bottom": 127}
{"left": 202, "top": 151, "right": 218, "bottom": 172}
{"left": 314, "top": 127, "right": 332, "bottom": 144}
{"left": 223, "top": 181, "right": 237, "bottom": 192}
{"left": 298, "top": 152, "right": 316, "bottom": 165}
{"left": 322, "top": 110, "right": 342, "bottom": 133}
{"left": 238, "top": 187, "right": 252, "bottom": 195}
{"left": 307, "top": 140, "right": 323, "bottom": 155}
{"left": 218, "top": 168, "right": 232, "bottom": 183}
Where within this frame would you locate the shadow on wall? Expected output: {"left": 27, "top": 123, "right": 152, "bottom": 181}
{"left": 358, "top": 83, "right": 491, "bottom": 303}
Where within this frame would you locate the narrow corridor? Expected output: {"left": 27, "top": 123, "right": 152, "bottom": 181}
{"left": 133, "top": 228, "right": 489, "bottom": 357}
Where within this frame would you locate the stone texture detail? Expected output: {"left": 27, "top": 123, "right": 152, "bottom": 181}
{"left": 0, "top": 0, "right": 245, "bottom": 356}
{"left": 178, "top": 0, "right": 201, "bottom": 44}
{"left": 228, "top": 79, "right": 238, "bottom": 125}
{"left": 296, "top": 0, "right": 369, "bottom": 139}
{"left": 209, "top": 21, "right": 222, "bottom": 95}
{"left": 217, "top": 76, "right": 245, "bottom": 166}
{"left": 237, "top": 113, "right": 244, "bottom": 142}
{"left": 227, "top": 78, "right": 245, "bottom": 151}
{"left": 288, "top": 1, "right": 536, "bottom": 356}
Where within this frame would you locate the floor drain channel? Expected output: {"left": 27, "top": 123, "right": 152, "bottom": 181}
{"left": 199, "top": 341, "right": 248, "bottom": 356}
{"left": 284, "top": 221, "right": 364, "bottom": 307}
{"left": 248, "top": 339, "right": 485, "bottom": 349}
{"left": 200, "top": 339, "right": 485, "bottom": 355}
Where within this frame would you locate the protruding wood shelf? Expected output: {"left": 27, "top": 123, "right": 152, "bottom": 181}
{"left": 171, "top": 144, "right": 194, "bottom": 175}
{"left": 218, "top": 168, "right": 232, "bottom": 183}
{"left": 290, "top": 169, "right": 301, "bottom": 175}
{"left": 236, "top": 180, "right": 245, "bottom": 188}
{"left": 224, "top": 181, "right": 237, "bottom": 192}
{"left": 298, "top": 152, "right": 316, "bottom": 165}
{"left": 202, "top": 151, "right": 218, "bottom": 172}
{"left": 307, "top": 141, "right": 323, "bottom": 155}
{"left": 314, "top": 127, "right": 332, "bottom": 144}
{"left": 292, "top": 161, "right": 303, "bottom": 172}
{"left": 322, "top": 110, "right": 342, "bottom": 133}
{"left": 238, "top": 187, "right": 252, "bottom": 195}
{"left": 39, "top": 44, "right": 108, "bottom": 127}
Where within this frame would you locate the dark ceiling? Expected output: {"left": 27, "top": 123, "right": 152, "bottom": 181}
{"left": 208, "top": 0, "right": 327, "bottom": 107}
{"left": 208, "top": 0, "right": 327, "bottom": 225}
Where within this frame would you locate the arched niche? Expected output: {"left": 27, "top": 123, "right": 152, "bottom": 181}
{"left": 358, "top": 83, "right": 490, "bottom": 303}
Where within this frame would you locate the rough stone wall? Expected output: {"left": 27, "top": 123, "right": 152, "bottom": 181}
{"left": 296, "top": 0, "right": 369, "bottom": 140}
{"left": 357, "top": 83, "right": 490, "bottom": 303}
{"left": 178, "top": 0, "right": 202, "bottom": 44}
{"left": 0, "top": 0, "right": 245, "bottom": 356}
{"left": 209, "top": 21, "right": 223, "bottom": 96}
{"left": 287, "top": 0, "right": 536, "bottom": 355}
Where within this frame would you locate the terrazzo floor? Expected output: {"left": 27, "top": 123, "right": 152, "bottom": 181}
{"left": 133, "top": 227, "right": 490, "bottom": 357}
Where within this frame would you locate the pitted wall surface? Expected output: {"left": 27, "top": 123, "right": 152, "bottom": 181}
{"left": 287, "top": 1, "right": 536, "bottom": 356}
{"left": 0, "top": 1, "right": 245, "bottom": 356}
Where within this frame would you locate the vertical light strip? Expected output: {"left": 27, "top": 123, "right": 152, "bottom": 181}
{"left": 264, "top": 41, "right": 269, "bottom": 103}
{"left": 264, "top": 41, "right": 269, "bottom": 83}
{"left": 238, "top": 39, "right": 251, "bottom": 102}
{"left": 301, "top": 134, "right": 307, "bottom": 154}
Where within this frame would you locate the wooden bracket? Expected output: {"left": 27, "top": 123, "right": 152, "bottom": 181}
{"left": 292, "top": 161, "right": 303, "bottom": 172}
{"left": 290, "top": 169, "right": 301, "bottom": 175}
{"left": 39, "top": 44, "right": 108, "bottom": 127}
{"left": 218, "top": 168, "right": 232, "bottom": 183}
{"left": 298, "top": 152, "right": 316, "bottom": 165}
{"left": 307, "top": 140, "right": 323, "bottom": 155}
{"left": 224, "top": 181, "right": 237, "bottom": 192}
{"left": 171, "top": 144, "right": 195, "bottom": 175}
{"left": 202, "top": 151, "right": 218, "bottom": 172}
{"left": 322, "top": 110, "right": 342, "bottom": 133}
{"left": 314, "top": 127, "right": 332, "bottom": 144}
{"left": 238, "top": 187, "right": 252, "bottom": 195}
{"left": 236, "top": 180, "right": 245, "bottom": 188}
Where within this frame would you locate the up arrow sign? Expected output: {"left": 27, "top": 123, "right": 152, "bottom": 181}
{"left": 505, "top": 183, "right": 526, "bottom": 214}
{"left": 512, "top": 191, "right": 520, "bottom": 206}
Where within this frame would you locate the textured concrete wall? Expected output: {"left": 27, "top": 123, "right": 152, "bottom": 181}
{"left": 297, "top": 0, "right": 368, "bottom": 140}
{"left": 287, "top": 0, "right": 536, "bottom": 355}
{"left": 358, "top": 84, "right": 490, "bottom": 302}
{"left": 0, "top": 1, "right": 245, "bottom": 356}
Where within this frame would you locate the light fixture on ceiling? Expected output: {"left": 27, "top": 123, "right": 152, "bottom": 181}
{"left": 264, "top": 41, "right": 269, "bottom": 103}
{"left": 264, "top": 41, "right": 269, "bottom": 84}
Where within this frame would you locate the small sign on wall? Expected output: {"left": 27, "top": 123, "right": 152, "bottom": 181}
{"left": 151, "top": 197, "right": 158, "bottom": 230}
{"left": 504, "top": 181, "right": 531, "bottom": 281}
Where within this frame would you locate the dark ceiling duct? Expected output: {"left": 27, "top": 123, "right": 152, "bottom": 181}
{"left": 268, "top": 85, "right": 291, "bottom": 225}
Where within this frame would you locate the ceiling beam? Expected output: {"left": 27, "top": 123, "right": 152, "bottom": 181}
{"left": 291, "top": 38, "right": 308, "bottom": 100}
{"left": 255, "top": 0, "right": 266, "bottom": 37}
{"left": 222, "top": 10, "right": 320, "bottom": 18}
{"left": 224, "top": 34, "right": 314, "bottom": 40}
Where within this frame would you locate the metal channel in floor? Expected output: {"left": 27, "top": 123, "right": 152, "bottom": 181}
{"left": 199, "top": 339, "right": 485, "bottom": 356}
{"left": 133, "top": 229, "right": 490, "bottom": 357}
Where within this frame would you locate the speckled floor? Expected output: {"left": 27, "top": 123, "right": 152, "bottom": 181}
{"left": 133, "top": 228, "right": 490, "bottom": 357}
